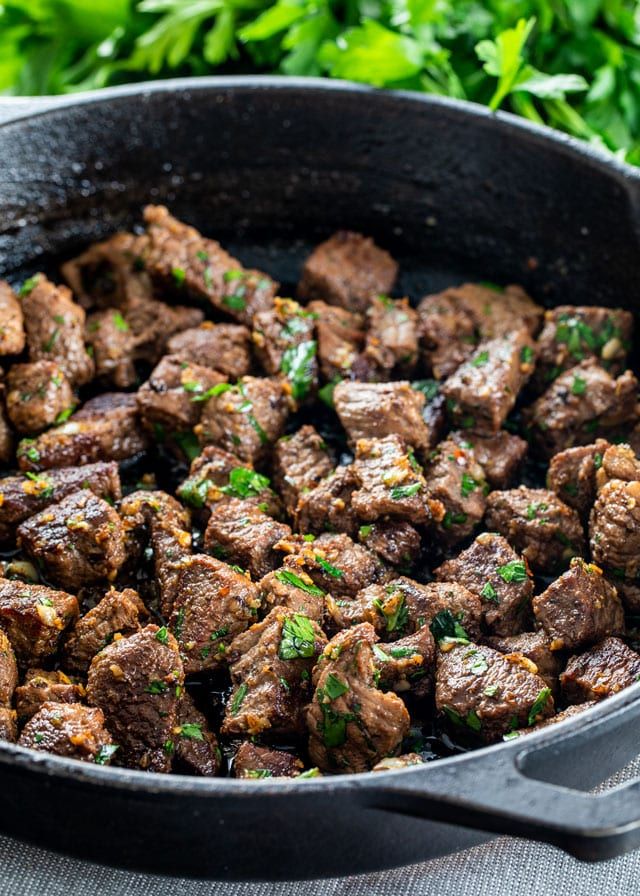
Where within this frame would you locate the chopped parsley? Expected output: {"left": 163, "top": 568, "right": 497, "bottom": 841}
{"left": 411, "top": 379, "right": 439, "bottom": 402}
{"left": 480, "top": 581, "right": 498, "bottom": 603}
{"left": 528, "top": 687, "right": 552, "bottom": 726}
{"left": 179, "top": 723, "right": 204, "bottom": 741}
{"left": 314, "top": 555, "right": 343, "bottom": 578}
{"left": 246, "top": 769, "right": 273, "bottom": 778}
{"left": 571, "top": 375, "right": 587, "bottom": 396}
{"left": 94, "top": 744, "right": 119, "bottom": 765}
{"left": 42, "top": 328, "right": 59, "bottom": 353}
{"left": 323, "top": 673, "right": 349, "bottom": 700}
{"left": 430, "top": 609, "right": 469, "bottom": 645}
{"left": 54, "top": 407, "right": 74, "bottom": 425}
{"left": 526, "top": 501, "right": 548, "bottom": 520}
{"left": 460, "top": 473, "right": 479, "bottom": 498}
{"left": 230, "top": 682, "right": 248, "bottom": 715}
{"left": 497, "top": 560, "right": 528, "bottom": 583}
{"left": 390, "top": 482, "right": 422, "bottom": 500}
{"left": 471, "top": 350, "right": 490, "bottom": 367}
{"left": 281, "top": 340, "right": 317, "bottom": 401}
{"left": 520, "top": 344, "right": 534, "bottom": 364}
{"left": 358, "top": 525, "right": 372, "bottom": 539}
{"left": 442, "top": 511, "right": 468, "bottom": 529}
{"left": 318, "top": 376, "right": 342, "bottom": 408}
{"left": 178, "top": 477, "right": 214, "bottom": 509}
{"left": 112, "top": 311, "right": 129, "bottom": 332}
{"left": 466, "top": 649, "right": 488, "bottom": 675}
{"left": 593, "top": 452, "right": 603, "bottom": 469}
{"left": 279, "top": 613, "right": 317, "bottom": 660}
{"left": 275, "top": 569, "right": 324, "bottom": 596}
{"left": 171, "top": 267, "right": 186, "bottom": 286}
{"left": 221, "top": 467, "right": 270, "bottom": 499}
{"left": 145, "top": 679, "right": 169, "bottom": 695}
{"left": 18, "top": 274, "right": 41, "bottom": 297}
{"left": 155, "top": 626, "right": 169, "bottom": 644}
{"left": 373, "top": 591, "right": 409, "bottom": 634}
{"left": 190, "top": 381, "right": 233, "bottom": 403}
{"left": 25, "top": 471, "right": 54, "bottom": 499}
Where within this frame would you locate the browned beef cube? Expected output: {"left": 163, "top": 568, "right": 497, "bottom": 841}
{"left": 451, "top": 430, "right": 528, "bottom": 489}
{"left": 137, "top": 355, "right": 225, "bottom": 435}
{"left": 485, "top": 486, "right": 585, "bottom": 573}
{"left": 14, "top": 669, "right": 83, "bottom": 724}
{"left": 19, "top": 703, "right": 115, "bottom": 763}
{"left": 334, "top": 381, "right": 430, "bottom": 452}
{"left": 525, "top": 360, "right": 638, "bottom": 458}
{"left": 0, "top": 708, "right": 16, "bottom": 742}
{"left": 5, "top": 361, "right": 74, "bottom": 435}
{"left": 0, "top": 581, "right": 78, "bottom": 666}
{"left": 204, "top": 498, "right": 291, "bottom": 579}
{"left": 352, "top": 435, "right": 429, "bottom": 523}
{"left": 17, "top": 393, "right": 149, "bottom": 472}
{"left": 533, "top": 558, "right": 624, "bottom": 651}
{"left": 233, "top": 741, "right": 303, "bottom": 779}
{"left": 590, "top": 479, "right": 640, "bottom": 578}
{"left": 0, "top": 630, "right": 17, "bottom": 706}
{"left": 435, "top": 533, "right": 533, "bottom": 637}
{"left": 258, "top": 569, "right": 325, "bottom": 623}
{"left": 518, "top": 702, "right": 597, "bottom": 736}
{"left": 63, "top": 588, "right": 146, "bottom": 674}
{"left": 596, "top": 443, "right": 640, "bottom": 488}
{"left": 272, "top": 425, "right": 333, "bottom": 515}
{"left": 167, "top": 323, "right": 252, "bottom": 379}
{"left": 308, "top": 301, "right": 365, "bottom": 381}
{"left": 178, "top": 448, "right": 280, "bottom": 520}
{"left": 484, "top": 631, "right": 562, "bottom": 693}
{"left": 61, "top": 232, "right": 151, "bottom": 309}
{"left": 374, "top": 624, "right": 435, "bottom": 696}
{"left": 561, "top": 637, "right": 640, "bottom": 703}
{"left": 612, "top": 579, "right": 640, "bottom": 615}
{"left": 0, "top": 280, "right": 25, "bottom": 355}
{"left": 0, "top": 391, "right": 13, "bottom": 465}
{"left": 298, "top": 231, "right": 398, "bottom": 313}
{"left": 128, "top": 296, "right": 204, "bottom": 360}
{"left": 86, "top": 624, "right": 183, "bottom": 772}
{"left": 547, "top": 440, "right": 609, "bottom": 519}
{"left": 307, "top": 623, "right": 410, "bottom": 773}
{"left": 169, "top": 554, "right": 260, "bottom": 675}
{"left": 0, "top": 461, "right": 121, "bottom": 545}
{"left": 357, "top": 519, "right": 421, "bottom": 569}
{"left": 196, "top": 376, "right": 288, "bottom": 464}
{"left": 222, "top": 606, "right": 326, "bottom": 738}
{"left": 363, "top": 295, "right": 419, "bottom": 377}
{"left": 18, "top": 490, "right": 126, "bottom": 591}
{"left": 424, "top": 439, "right": 487, "bottom": 545}
{"left": 253, "top": 298, "right": 317, "bottom": 387}
{"left": 173, "top": 692, "right": 221, "bottom": 777}
{"left": 20, "top": 274, "right": 94, "bottom": 387}
{"left": 293, "top": 465, "right": 360, "bottom": 537}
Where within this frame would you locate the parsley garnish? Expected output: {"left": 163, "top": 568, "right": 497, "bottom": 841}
{"left": 442, "top": 511, "right": 468, "bottom": 529}
{"left": 94, "top": 744, "right": 119, "bottom": 765}
{"left": 18, "top": 274, "right": 40, "bottom": 297}
{"left": 230, "top": 682, "right": 248, "bottom": 715}
{"left": 412, "top": 379, "right": 439, "bottom": 402}
{"left": 471, "top": 350, "right": 490, "bottom": 367}
{"left": 146, "top": 680, "right": 169, "bottom": 695}
{"left": 497, "top": 560, "right": 528, "bottom": 583}
{"left": 179, "top": 723, "right": 204, "bottom": 741}
{"left": 324, "top": 673, "right": 349, "bottom": 700}
{"left": 55, "top": 407, "right": 73, "bottom": 425}
{"left": 112, "top": 311, "right": 129, "bottom": 332}
{"left": 281, "top": 340, "right": 317, "bottom": 401}
{"left": 275, "top": 569, "right": 324, "bottom": 596}
{"left": 314, "top": 555, "right": 343, "bottom": 578}
{"left": 221, "top": 467, "right": 270, "bottom": 499}
{"left": 480, "top": 581, "right": 498, "bottom": 602}
{"left": 172, "top": 267, "right": 186, "bottom": 286}
{"left": 178, "top": 477, "right": 214, "bottom": 509}
{"left": 279, "top": 613, "right": 316, "bottom": 660}
{"left": 460, "top": 473, "right": 479, "bottom": 497}
{"left": 528, "top": 687, "right": 552, "bottom": 726}
{"left": 373, "top": 591, "right": 409, "bottom": 634}
{"left": 520, "top": 344, "right": 534, "bottom": 364}
{"left": 571, "top": 375, "right": 587, "bottom": 396}
{"left": 430, "top": 609, "right": 469, "bottom": 645}
{"left": 155, "top": 626, "right": 169, "bottom": 644}
{"left": 318, "top": 377, "right": 342, "bottom": 409}
{"left": 390, "top": 482, "right": 422, "bottom": 500}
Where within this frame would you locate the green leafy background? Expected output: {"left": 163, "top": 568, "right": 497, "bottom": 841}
{"left": 1, "top": 0, "right": 639, "bottom": 164}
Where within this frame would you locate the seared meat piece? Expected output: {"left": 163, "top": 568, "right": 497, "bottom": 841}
{"left": 442, "top": 330, "right": 536, "bottom": 434}
{"left": 590, "top": 479, "right": 640, "bottom": 578}
{"left": 137, "top": 354, "right": 225, "bottom": 434}
{"left": 547, "top": 440, "right": 609, "bottom": 519}
{"left": 424, "top": 438, "right": 487, "bottom": 545}
{"left": 178, "top": 448, "right": 280, "bottom": 519}
{"left": 525, "top": 360, "right": 638, "bottom": 458}
{"left": 142, "top": 205, "right": 277, "bottom": 324}
{"left": 252, "top": 298, "right": 318, "bottom": 396}
{"left": 20, "top": 274, "right": 94, "bottom": 387}
{"left": 363, "top": 295, "right": 419, "bottom": 377}
{"left": 451, "top": 430, "right": 528, "bottom": 490}
{"left": 17, "top": 490, "right": 126, "bottom": 591}
{"left": 196, "top": 376, "right": 288, "bottom": 464}
{"left": 434, "top": 533, "right": 533, "bottom": 637}
{"left": 518, "top": 702, "right": 596, "bottom": 735}
{"left": 307, "top": 623, "right": 410, "bottom": 773}
{"left": 127, "top": 296, "right": 203, "bottom": 361}
{"left": 169, "top": 554, "right": 260, "bottom": 675}
{"left": 334, "top": 381, "right": 430, "bottom": 452}
{"left": 0, "top": 581, "right": 78, "bottom": 666}
{"left": 167, "top": 323, "right": 252, "bottom": 379}
{"left": 485, "top": 486, "right": 585, "bottom": 573}
{"left": 0, "top": 461, "right": 120, "bottom": 545}
{"left": 0, "top": 630, "right": 17, "bottom": 706}
{"left": 0, "top": 392, "right": 13, "bottom": 465}
{"left": 0, "top": 708, "right": 16, "bottom": 742}
{"left": 222, "top": 606, "right": 326, "bottom": 737}
{"left": 293, "top": 465, "right": 360, "bottom": 537}
{"left": 85, "top": 308, "right": 136, "bottom": 387}
{"left": 485, "top": 631, "right": 562, "bottom": 693}
{"left": 87, "top": 624, "right": 183, "bottom": 772}
{"left": 63, "top": 588, "right": 146, "bottom": 673}
{"left": 17, "top": 393, "right": 148, "bottom": 472}
{"left": 258, "top": 569, "right": 325, "bottom": 624}
{"left": 308, "top": 301, "right": 365, "bottom": 381}
{"left": 612, "top": 579, "right": 640, "bottom": 615}
{"left": 173, "top": 691, "right": 221, "bottom": 777}
{"left": 15, "top": 668, "right": 83, "bottom": 724}
{"left": 352, "top": 435, "right": 429, "bottom": 523}
{"left": 561, "top": 637, "right": 640, "bottom": 703}
{"left": 204, "top": 498, "right": 291, "bottom": 579}
{"left": 19, "top": 703, "right": 115, "bottom": 763}
{"left": 298, "top": 231, "right": 397, "bottom": 313}
{"left": 272, "top": 426, "right": 333, "bottom": 515}
{"left": 358, "top": 520, "right": 421, "bottom": 569}
{"left": 595, "top": 443, "right": 640, "bottom": 488}
{"left": 0, "top": 280, "right": 25, "bottom": 355}
{"left": 435, "top": 642, "right": 554, "bottom": 743}
{"left": 533, "top": 557, "right": 624, "bottom": 651}
{"left": 5, "top": 361, "right": 74, "bottom": 435}
{"left": 374, "top": 624, "right": 435, "bottom": 696}
{"left": 61, "top": 231, "right": 150, "bottom": 308}
{"left": 233, "top": 741, "right": 303, "bottom": 779}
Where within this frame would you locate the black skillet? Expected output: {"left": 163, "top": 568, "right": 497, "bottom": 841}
{"left": 1, "top": 77, "right": 640, "bottom": 880}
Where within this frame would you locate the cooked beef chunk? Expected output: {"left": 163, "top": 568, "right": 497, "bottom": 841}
{"left": 374, "top": 625, "right": 435, "bottom": 696}
{"left": 169, "top": 554, "right": 260, "bottom": 674}
{"left": 233, "top": 741, "right": 303, "bottom": 779}
{"left": 442, "top": 330, "right": 536, "bottom": 434}
{"left": 293, "top": 465, "right": 360, "bottom": 537}
{"left": 0, "top": 461, "right": 121, "bottom": 545}
{"left": 173, "top": 691, "right": 221, "bottom": 777}
{"left": 178, "top": 448, "right": 280, "bottom": 520}
{"left": 20, "top": 274, "right": 94, "bottom": 387}
{"left": 0, "top": 630, "right": 17, "bottom": 706}
{"left": 196, "top": 376, "right": 288, "bottom": 464}
{"left": 222, "top": 606, "right": 326, "bottom": 737}
{"left": 547, "top": 440, "right": 610, "bottom": 519}
{"left": 15, "top": 668, "right": 83, "bottom": 724}
{"left": 525, "top": 360, "right": 638, "bottom": 458}
{"left": 484, "top": 631, "right": 562, "bottom": 693}
{"left": 17, "top": 393, "right": 149, "bottom": 472}
{"left": 533, "top": 557, "right": 624, "bottom": 651}
{"left": 307, "top": 300, "right": 365, "bottom": 381}
{"left": 0, "top": 280, "right": 25, "bottom": 355}
{"left": 589, "top": 479, "right": 640, "bottom": 578}
{"left": 61, "top": 231, "right": 150, "bottom": 308}
{"left": 0, "top": 581, "right": 78, "bottom": 666}
{"left": 252, "top": 298, "right": 318, "bottom": 399}
{"left": 372, "top": 753, "right": 424, "bottom": 771}
{"left": 204, "top": 498, "right": 291, "bottom": 579}
{"left": 357, "top": 519, "right": 421, "bottom": 569}
{"left": 0, "top": 708, "right": 16, "bottom": 742}
{"left": 5, "top": 361, "right": 74, "bottom": 435}
{"left": 434, "top": 532, "right": 533, "bottom": 636}
{"left": 595, "top": 443, "right": 640, "bottom": 488}
{"left": 19, "top": 703, "right": 114, "bottom": 762}
{"left": 334, "top": 381, "right": 430, "bottom": 452}
{"left": 137, "top": 354, "right": 224, "bottom": 434}
{"left": 352, "top": 435, "right": 429, "bottom": 523}
{"left": 87, "top": 624, "right": 183, "bottom": 772}
{"left": 272, "top": 426, "right": 333, "bottom": 515}
{"left": 17, "top": 490, "right": 126, "bottom": 591}
{"left": 363, "top": 295, "right": 419, "bottom": 377}
{"left": 0, "top": 391, "right": 13, "bottom": 465}
{"left": 451, "top": 430, "right": 528, "bottom": 490}
{"left": 85, "top": 308, "right": 136, "bottom": 387}
{"left": 613, "top": 579, "right": 640, "bottom": 615}
{"left": 424, "top": 438, "right": 487, "bottom": 545}
{"left": 167, "top": 323, "right": 252, "bottom": 379}
{"left": 63, "top": 588, "right": 146, "bottom": 674}
{"left": 258, "top": 569, "right": 325, "bottom": 623}
{"left": 436, "top": 642, "right": 554, "bottom": 743}
{"left": 519, "top": 701, "right": 596, "bottom": 735}
{"left": 307, "top": 623, "right": 410, "bottom": 773}
{"left": 561, "top": 637, "right": 640, "bottom": 703}
{"left": 485, "top": 486, "right": 585, "bottom": 573}
{"left": 298, "top": 231, "right": 398, "bottom": 313}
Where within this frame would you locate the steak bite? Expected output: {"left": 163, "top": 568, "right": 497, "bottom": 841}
{"left": 0, "top": 709, "right": 16, "bottom": 742}
{"left": 451, "top": 430, "right": 528, "bottom": 490}
{"left": 547, "top": 440, "right": 609, "bottom": 519}
{"left": 363, "top": 295, "right": 419, "bottom": 377}
{"left": 137, "top": 354, "right": 225, "bottom": 435}
{"left": 252, "top": 298, "right": 318, "bottom": 401}
{"left": 233, "top": 741, "right": 303, "bottom": 779}
{"left": 293, "top": 465, "right": 360, "bottom": 537}
{"left": 178, "top": 448, "right": 280, "bottom": 519}
{"left": 19, "top": 703, "right": 115, "bottom": 763}
{"left": 167, "top": 322, "right": 252, "bottom": 379}
{"left": 374, "top": 624, "right": 436, "bottom": 696}
{"left": 308, "top": 300, "right": 365, "bottom": 381}
{"left": 222, "top": 606, "right": 326, "bottom": 738}
{"left": 63, "top": 588, "right": 146, "bottom": 674}
{"left": 334, "top": 381, "right": 430, "bottom": 452}
{"left": 84, "top": 308, "right": 137, "bottom": 388}
{"left": 435, "top": 642, "right": 554, "bottom": 742}
{"left": 533, "top": 558, "right": 624, "bottom": 651}
{"left": 560, "top": 637, "right": 640, "bottom": 703}
{"left": 0, "top": 393, "right": 13, "bottom": 465}
{"left": 0, "top": 581, "right": 78, "bottom": 666}
{"left": 434, "top": 533, "right": 533, "bottom": 637}
{"left": 272, "top": 426, "right": 333, "bottom": 515}
{"left": 0, "top": 630, "right": 17, "bottom": 707}
{"left": 5, "top": 361, "right": 74, "bottom": 435}
{"left": 484, "top": 486, "right": 585, "bottom": 573}
{"left": 203, "top": 497, "right": 291, "bottom": 579}
{"left": 357, "top": 519, "right": 421, "bottom": 570}
{"left": 595, "top": 442, "right": 640, "bottom": 488}
{"left": 423, "top": 438, "right": 487, "bottom": 545}
{"left": 351, "top": 435, "right": 429, "bottom": 523}
{"left": 0, "top": 280, "right": 25, "bottom": 355}
{"left": 257, "top": 568, "right": 325, "bottom": 624}
{"left": 307, "top": 623, "right": 410, "bottom": 773}
{"left": 298, "top": 231, "right": 398, "bottom": 313}
{"left": 589, "top": 479, "right": 640, "bottom": 578}
{"left": 61, "top": 231, "right": 150, "bottom": 309}
{"left": 17, "top": 490, "right": 126, "bottom": 592}
{"left": 173, "top": 691, "right": 221, "bottom": 777}
{"left": 484, "top": 631, "right": 562, "bottom": 693}
{"left": 86, "top": 624, "right": 184, "bottom": 773}
{"left": 15, "top": 668, "right": 84, "bottom": 724}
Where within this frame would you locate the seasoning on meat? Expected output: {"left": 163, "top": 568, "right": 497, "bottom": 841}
{"left": 233, "top": 741, "right": 304, "bottom": 779}
{"left": 363, "top": 295, "right": 419, "bottom": 377}
{"left": 423, "top": 438, "right": 487, "bottom": 545}
{"left": 334, "top": 381, "right": 431, "bottom": 451}
{"left": 5, "top": 361, "right": 74, "bottom": 435}
{"left": 63, "top": 588, "right": 146, "bottom": 674}
{"left": 307, "top": 300, "right": 365, "bottom": 381}
{"left": 0, "top": 581, "right": 78, "bottom": 666}
{"left": 272, "top": 426, "right": 333, "bottom": 516}
{"left": 0, "top": 280, "right": 25, "bottom": 356}
{"left": 589, "top": 479, "right": 640, "bottom": 578}
{"left": 204, "top": 497, "right": 291, "bottom": 580}
{"left": 19, "top": 702, "right": 115, "bottom": 763}
{"left": 546, "top": 439, "right": 610, "bottom": 519}
{"left": 451, "top": 430, "right": 528, "bottom": 490}
{"left": 15, "top": 668, "right": 83, "bottom": 724}
{"left": 560, "top": 637, "right": 640, "bottom": 703}
{"left": 167, "top": 323, "right": 252, "bottom": 379}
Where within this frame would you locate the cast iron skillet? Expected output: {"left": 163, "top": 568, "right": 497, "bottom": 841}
{"left": 1, "top": 77, "right": 640, "bottom": 880}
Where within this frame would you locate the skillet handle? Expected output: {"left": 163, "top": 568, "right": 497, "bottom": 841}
{"left": 0, "top": 95, "right": 75, "bottom": 126}
{"left": 368, "top": 689, "right": 640, "bottom": 861}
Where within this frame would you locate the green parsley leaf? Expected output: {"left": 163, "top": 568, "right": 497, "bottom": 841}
{"left": 497, "top": 560, "right": 528, "bottom": 583}
{"left": 94, "top": 744, "right": 119, "bottom": 765}
{"left": 221, "top": 467, "right": 270, "bottom": 499}
{"left": 323, "top": 673, "right": 349, "bottom": 700}
{"left": 430, "top": 609, "right": 469, "bottom": 645}
{"left": 155, "top": 626, "right": 169, "bottom": 644}
{"left": 172, "top": 267, "right": 186, "bottom": 286}
{"left": 480, "top": 581, "right": 498, "bottom": 603}
{"left": 471, "top": 350, "right": 490, "bottom": 367}
{"left": 373, "top": 591, "right": 409, "bottom": 634}
{"left": 314, "top": 555, "right": 343, "bottom": 578}
{"left": 571, "top": 375, "right": 587, "bottom": 396}
{"left": 528, "top": 687, "right": 552, "bottom": 726}
{"left": 275, "top": 569, "right": 324, "bottom": 596}
{"left": 279, "top": 613, "right": 316, "bottom": 660}
{"left": 390, "top": 482, "right": 422, "bottom": 500}
{"left": 460, "top": 473, "right": 479, "bottom": 498}
{"left": 179, "top": 723, "right": 204, "bottom": 741}
{"left": 18, "top": 274, "right": 41, "bottom": 297}
{"left": 112, "top": 311, "right": 129, "bottom": 332}
{"left": 230, "top": 682, "right": 248, "bottom": 715}
{"left": 145, "top": 679, "right": 169, "bottom": 695}
{"left": 281, "top": 340, "right": 317, "bottom": 401}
